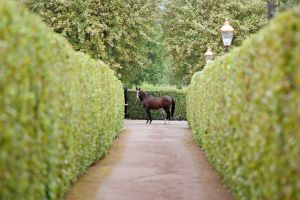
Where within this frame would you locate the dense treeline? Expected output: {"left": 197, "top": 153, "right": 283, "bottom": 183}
{"left": 187, "top": 7, "right": 300, "bottom": 199}
{"left": 21, "top": 0, "right": 168, "bottom": 86}
{"left": 21, "top": 0, "right": 300, "bottom": 86}
{"left": 0, "top": 1, "right": 123, "bottom": 199}
{"left": 20, "top": 0, "right": 272, "bottom": 86}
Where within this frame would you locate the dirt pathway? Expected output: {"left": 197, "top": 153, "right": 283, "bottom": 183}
{"left": 66, "top": 120, "right": 233, "bottom": 200}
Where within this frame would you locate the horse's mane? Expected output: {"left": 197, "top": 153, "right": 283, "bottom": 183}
{"left": 139, "top": 90, "right": 152, "bottom": 101}
{"left": 140, "top": 90, "right": 149, "bottom": 96}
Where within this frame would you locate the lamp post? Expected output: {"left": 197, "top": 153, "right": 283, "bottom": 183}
{"left": 220, "top": 18, "right": 234, "bottom": 53}
{"left": 204, "top": 47, "right": 214, "bottom": 65}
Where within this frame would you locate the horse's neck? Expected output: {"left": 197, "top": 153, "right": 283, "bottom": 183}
{"left": 139, "top": 92, "right": 150, "bottom": 102}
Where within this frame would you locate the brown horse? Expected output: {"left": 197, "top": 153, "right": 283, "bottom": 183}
{"left": 136, "top": 88, "right": 175, "bottom": 124}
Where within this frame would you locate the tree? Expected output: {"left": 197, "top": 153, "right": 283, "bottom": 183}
{"left": 22, "top": 0, "right": 165, "bottom": 86}
{"left": 161, "top": 0, "right": 268, "bottom": 85}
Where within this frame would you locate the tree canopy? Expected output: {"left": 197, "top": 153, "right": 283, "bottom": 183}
{"left": 161, "top": 0, "right": 268, "bottom": 85}
{"left": 22, "top": 0, "right": 166, "bottom": 86}
{"left": 21, "top": 0, "right": 299, "bottom": 86}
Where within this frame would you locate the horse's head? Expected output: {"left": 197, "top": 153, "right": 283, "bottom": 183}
{"left": 136, "top": 87, "right": 141, "bottom": 99}
{"left": 136, "top": 87, "right": 148, "bottom": 102}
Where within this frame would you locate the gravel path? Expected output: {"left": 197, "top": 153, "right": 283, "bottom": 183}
{"left": 66, "top": 120, "right": 233, "bottom": 200}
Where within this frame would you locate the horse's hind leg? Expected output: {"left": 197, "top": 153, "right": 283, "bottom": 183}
{"left": 164, "top": 108, "right": 171, "bottom": 124}
{"left": 163, "top": 108, "right": 168, "bottom": 124}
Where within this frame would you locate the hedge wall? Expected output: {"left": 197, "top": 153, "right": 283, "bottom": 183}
{"left": 187, "top": 7, "right": 300, "bottom": 200}
{"left": 0, "top": 1, "right": 123, "bottom": 200}
{"left": 127, "top": 90, "right": 186, "bottom": 120}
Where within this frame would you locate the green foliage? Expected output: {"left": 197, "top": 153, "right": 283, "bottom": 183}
{"left": 278, "top": 0, "right": 300, "bottom": 10}
{"left": 187, "top": 7, "right": 300, "bottom": 200}
{"left": 138, "top": 27, "right": 170, "bottom": 85}
{"left": 0, "top": 1, "right": 123, "bottom": 199}
{"left": 21, "top": 0, "right": 275, "bottom": 86}
{"left": 21, "top": 0, "right": 167, "bottom": 86}
{"left": 127, "top": 90, "right": 186, "bottom": 120}
{"left": 162, "top": 0, "right": 268, "bottom": 85}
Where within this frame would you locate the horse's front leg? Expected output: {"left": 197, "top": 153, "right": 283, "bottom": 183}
{"left": 147, "top": 109, "right": 152, "bottom": 124}
{"left": 145, "top": 108, "right": 149, "bottom": 123}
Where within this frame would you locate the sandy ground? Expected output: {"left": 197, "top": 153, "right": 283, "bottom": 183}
{"left": 65, "top": 120, "right": 233, "bottom": 200}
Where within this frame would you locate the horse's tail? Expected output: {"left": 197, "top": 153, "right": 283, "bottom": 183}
{"left": 171, "top": 98, "right": 175, "bottom": 120}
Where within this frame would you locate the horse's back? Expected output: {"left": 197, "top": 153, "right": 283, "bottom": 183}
{"left": 143, "top": 96, "right": 172, "bottom": 110}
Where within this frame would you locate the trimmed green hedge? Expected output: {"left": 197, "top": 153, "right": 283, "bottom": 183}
{"left": 187, "top": 7, "right": 300, "bottom": 200}
{"left": 0, "top": 1, "right": 123, "bottom": 200}
{"left": 127, "top": 90, "right": 186, "bottom": 120}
